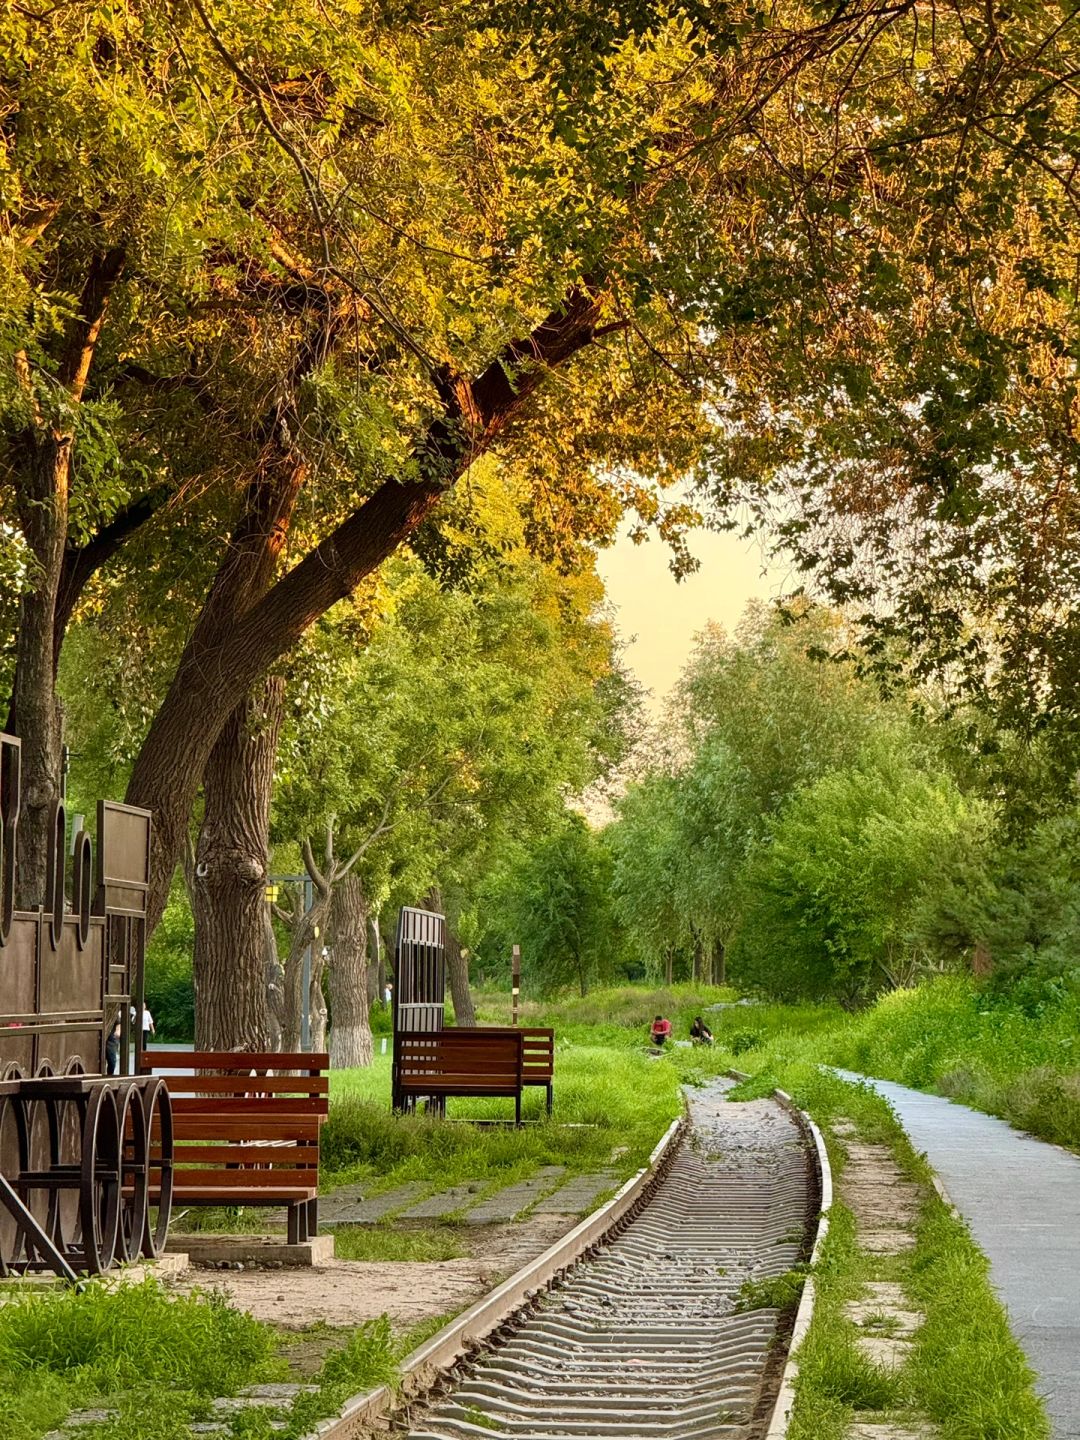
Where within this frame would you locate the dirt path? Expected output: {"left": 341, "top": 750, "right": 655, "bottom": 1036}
{"left": 171, "top": 1215, "right": 573, "bottom": 1330}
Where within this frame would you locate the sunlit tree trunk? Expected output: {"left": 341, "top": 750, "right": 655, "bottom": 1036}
{"left": 8, "top": 249, "right": 124, "bottom": 905}
{"left": 192, "top": 676, "right": 284, "bottom": 1050}
{"left": 329, "top": 873, "right": 374, "bottom": 1068}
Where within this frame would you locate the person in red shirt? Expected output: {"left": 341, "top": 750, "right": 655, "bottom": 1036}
{"left": 650, "top": 1014, "right": 672, "bottom": 1049}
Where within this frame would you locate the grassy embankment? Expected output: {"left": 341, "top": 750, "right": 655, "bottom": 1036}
{"left": 0, "top": 1277, "right": 433, "bottom": 1440}
{"left": 730, "top": 1065, "right": 1050, "bottom": 1440}
{"left": 687, "top": 977, "right": 1080, "bottom": 1153}
{"left": 319, "top": 982, "right": 731, "bottom": 1201}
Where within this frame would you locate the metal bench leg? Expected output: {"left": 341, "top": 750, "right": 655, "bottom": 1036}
{"left": 546, "top": 1083, "right": 553, "bottom": 1117}
{"left": 306, "top": 1197, "right": 318, "bottom": 1237}
{"left": 287, "top": 1203, "right": 300, "bottom": 1246}
{"left": 515, "top": 1091, "right": 522, "bottom": 1126}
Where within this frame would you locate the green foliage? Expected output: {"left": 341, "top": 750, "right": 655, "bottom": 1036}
{"left": 321, "top": 1045, "right": 681, "bottom": 1192}
{"left": 143, "top": 879, "right": 195, "bottom": 1042}
{"left": 735, "top": 1267, "right": 807, "bottom": 1312}
{"left": 0, "top": 1280, "right": 282, "bottom": 1440}
{"left": 483, "top": 815, "right": 618, "bottom": 997}
{"left": 732, "top": 752, "right": 992, "bottom": 1001}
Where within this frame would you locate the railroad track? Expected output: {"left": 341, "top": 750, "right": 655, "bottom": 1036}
{"left": 400, "top": 1081, "right": 816, "bottom": 1440}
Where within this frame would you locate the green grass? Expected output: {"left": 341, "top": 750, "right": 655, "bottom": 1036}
{"left": 0, "top": 1279, "right": 408, "bottom": 1440}
{"left": 474, "top": 982, "right": 738, "bottom": 1048}
{"left": 0, "top": 1279, "right": 284, "bottom": 1440}
{"left": 322, "top": 1043, "right": 683, "bottom": 1195}
{"left": 656, "top": 977, "right": 1080, "bottom": 1153}
{"left": 331, "top": 1225, "right": 466, "bottom": 1262}
{"left": 744, "top": 1067, "right": 1052, "bottom": 1440}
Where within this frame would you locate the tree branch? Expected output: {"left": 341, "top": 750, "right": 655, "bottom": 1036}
{"left": 57, "top": 248, "right": 126, "bottom": 403}
{"left": 53, "top": 484, "right": 174, "bottom": 662}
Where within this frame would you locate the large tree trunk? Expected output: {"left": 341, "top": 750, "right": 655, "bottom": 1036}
{"left": 714, "top": 941, "right": 726, "bottom": 987}
{"left": 127, "top": 287, "right": 606, "bottom": 935}
{"left": 8, "top": 248, "right": 124, "bottom": 905}
{"left": 10, "top": 439, "right": 68, "bottom": 907}
{"left": 191, "top": 675, "right": 285, "bottom": 1050}
{"left": 329, "top": 873, "right": 374, "bottom": 1068}
{"left": 281, "top": 891, "right": 331, "bottom": 1051}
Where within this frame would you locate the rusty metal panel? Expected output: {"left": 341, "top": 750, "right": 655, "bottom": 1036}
{"left": 38, "top": 921, "right": 103, "bottom": 1018}
{"left": 0, "top": 917, "right": 36, "bottom": 1018}
{"left": 94, "top": 801, "right": 151, "bottom": 916}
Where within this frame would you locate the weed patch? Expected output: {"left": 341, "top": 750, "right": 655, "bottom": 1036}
{"left": 332, "top": 1225, "right": 465, "bottom": 1263}
{"left": 772, "top": 1076, "right": 1051, "bottom": 1440}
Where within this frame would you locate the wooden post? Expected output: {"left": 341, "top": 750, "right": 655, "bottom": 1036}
{"left": 511, "top": 944, "right": 521, "bottom": 1026}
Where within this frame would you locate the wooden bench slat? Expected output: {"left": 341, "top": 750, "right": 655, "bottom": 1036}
{"left": 171, "top": 1121, "right": 322, "bottom": 1143}
{"left": 169, "top": 1096, "right": 328, "bottom": 1115}
{"left": 170, "top": 1186, "right": 317, "bottom": 1202}
{"left": 158, "top": 1168, "right": 318, "bottom": 1186}
{"left": 154, "top": 1143, "right": 316, "bottom": 1164}
{"left": 143, "top": 1051, "right": 329, "bottom": 1070}
{"left": 156, "top": 1074, "right": 328, "bottom": 1095}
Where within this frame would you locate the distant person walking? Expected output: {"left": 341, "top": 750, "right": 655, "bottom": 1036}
{"left": 650, "top": 1014, "right": 672, "bottom": 1049}
{"left": 384, "top": 981, "right": 393, "bottom": 1009}
{"left": 140, "top": 1004, "right": 155, "bottom": 1050}
{"left": 105, "top": 1017, "right": 122, "bottom": 1075}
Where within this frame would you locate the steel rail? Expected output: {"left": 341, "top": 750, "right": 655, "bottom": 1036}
{"left": 301, "top": 1114, "right": 687, "bottom": 1440}
{"left": 303, "top": 1081, "right": 824, "bottom": 1440}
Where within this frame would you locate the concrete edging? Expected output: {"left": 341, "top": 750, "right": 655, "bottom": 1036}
{"left": 725, "top": 1071, "right": 833, "bottom": 1440}
{"left": 301, "top": 1112, "right": 687, "bottom": 1440}
{"left": 764, "top": 1089, "right": 833, "bottom": 1440}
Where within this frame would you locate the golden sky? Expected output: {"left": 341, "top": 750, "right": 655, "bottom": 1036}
{"left": 596, "top": 521, "right": 794, "bottom": 709}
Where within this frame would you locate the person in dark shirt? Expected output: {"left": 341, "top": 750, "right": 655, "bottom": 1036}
{"left": 689, "top": 1016, "right": 714, "bottom": 1046}
{"left": 650, "top": 1014, "right": 672, "bottom": 1048}
{"left": 105, "top": 1017, "right": 122, "bottom": 1075}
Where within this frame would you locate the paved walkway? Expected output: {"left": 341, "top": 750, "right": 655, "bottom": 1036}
{"left": 841, "top": 1071, "right": 1080, "bottom": 1439}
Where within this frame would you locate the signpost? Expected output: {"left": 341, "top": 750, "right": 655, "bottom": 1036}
{"left": 511, "top": 944, "right": 521, "bottom": 1027}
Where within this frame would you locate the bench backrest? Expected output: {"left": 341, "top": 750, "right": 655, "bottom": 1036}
{"left": 396, "top": 1029, "right": 522, "bottom": 1088}
{"left": 460, "top": 1027, "right": 554, "bottom": 1082}
{"left": 139, "top": 1051, "right": 329, "bottom": 1187}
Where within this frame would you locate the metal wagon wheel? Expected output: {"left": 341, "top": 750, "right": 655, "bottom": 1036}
{"left": 75, "top": 1084, "right": 121, "bottom": 1275}
{"left": 53, "top": 1059, "right": 88, "bottom": 1259}
{"left": 141, "top": 1078, "right": 174, "bottom": 1259}
{"left": 0, "top": 1080, "right": 29, "bottom": 1274}
{"left": 15, "top": 1070, "right": 64, "bottom": 1268}
{"left": 118, "top": 1084, "right": 150, "bottom": 1263}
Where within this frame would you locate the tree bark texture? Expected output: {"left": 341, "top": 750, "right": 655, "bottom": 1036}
{"left": 281, "top": 891, "right": 330, "bottom": 1052}
{"left": 329, "top": 873, "right": 374, "bottom": 1069}
{"left": 8, "top": 248, "right": 124, "bottom": 905}
{"left": 192, "top": 675, "right": 285, "bottom": 1049}
{"left": 127, "top": 286, "right": 607, "bottom": 935}
{"left": 10, "top": 445, "right": 67, "bottom": 908}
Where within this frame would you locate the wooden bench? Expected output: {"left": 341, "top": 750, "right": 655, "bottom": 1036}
{"left": 139, "top": 1051, "right": 329, "bottom": 1244}
{"left": 394, "top": 1029, "right": 525, "bottom": 1123}
{"left": 468, "top": 1028, "right": 555, "bottom": 1115}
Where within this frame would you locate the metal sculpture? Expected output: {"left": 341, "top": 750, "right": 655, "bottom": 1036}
{"left": 0, "top": 732, "right": 173, "bottom": 1278}
{"left": 391, "top": 906, "right": 445, "bottom": 1113}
